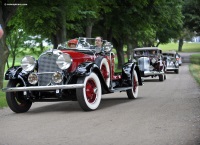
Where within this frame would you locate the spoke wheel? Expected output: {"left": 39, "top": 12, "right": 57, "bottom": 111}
{"left": 126, "top": 69, "right": 139, "bottom": 99}
{"left": 6, "top": 80, "right": 32, "bottom": 113}
{"left": 76, "top": 73, "right": 102, "bottom": 111}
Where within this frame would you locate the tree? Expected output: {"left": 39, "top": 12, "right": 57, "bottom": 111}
{"left": 0, "top": 0, "right": 26, "bottom": 88}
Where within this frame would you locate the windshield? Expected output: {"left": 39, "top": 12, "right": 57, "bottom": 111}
{"left": 58, "top": 37, "right": 108, "bottom": 50}
{"left": 134, "top": 50, "right": 158, "bottom": 57}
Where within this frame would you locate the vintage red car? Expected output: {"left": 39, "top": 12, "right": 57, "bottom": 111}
{"left": 2, "top": 37, "right": 142, "bottom": 113}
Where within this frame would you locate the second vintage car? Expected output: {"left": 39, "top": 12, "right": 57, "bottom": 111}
{"left": 2, "top": 37, "right": 142, "bottom": 113}
{"left": 133, "top": 47, "right": 166, "bottom": 81}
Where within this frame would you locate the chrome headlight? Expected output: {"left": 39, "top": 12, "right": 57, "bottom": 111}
{"left": 21, "top": 56, "right": 36, "bottom": 71}
{"left": 52, "top": 72, "right": 63, "bottom": 83}
{"left": 28, "top": 73, "right": 38, "bottom": 85}
{"left": 104, "top": 42, "right": 113, "bottom": 52}
{"left": 56, "top": 53, "right": 72, "bottom": 70}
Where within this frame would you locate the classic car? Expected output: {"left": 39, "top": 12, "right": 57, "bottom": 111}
{"left": 176, "top": 52, "right": 182, "bottom": 66}
{"left": 2, "top": 37, "right": 142, "bottom": 113}
{"left": 133, "top": 47, "right": 166, "bottom": 81}
{"left": 163, "top": 51, "right": 179, "bottom": 74}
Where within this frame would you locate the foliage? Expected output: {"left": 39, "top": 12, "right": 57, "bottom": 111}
{"left": 183, "top": 0, "right": 200, "bottom": 34}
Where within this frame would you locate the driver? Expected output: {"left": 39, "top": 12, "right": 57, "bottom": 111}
{"left": 95, "top": 36, "right": 103, "bottom": 48}
{"left": 94, "top": 36, "right": 104, "bottom": 53}
{"left": 68, "top": 39, "right": 78, "bottom": 48}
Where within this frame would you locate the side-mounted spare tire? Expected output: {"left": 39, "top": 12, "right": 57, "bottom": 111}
{"left": 95, "top": 57, "right": 110, "bottom": 88}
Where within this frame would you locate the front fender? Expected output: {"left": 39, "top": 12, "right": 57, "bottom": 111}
{"left": 75, "top": 62, "right": 98, "bottom": 76}
{"left": 75, "top": 62, "right": 110, "bottom": 94}
{"left": 5, "top": 66, "right": 26, "bottom": 80}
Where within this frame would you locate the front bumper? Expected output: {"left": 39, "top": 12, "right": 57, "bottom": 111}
{"left": 2, "top": 84, "right": 85, "bottom": 92}
{"left": 166, "top": 67, "right": 179, "bottom": 71}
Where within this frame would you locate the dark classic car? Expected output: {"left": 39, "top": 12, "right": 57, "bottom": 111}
{"left": 133, "top": 47, "right": 166, "bottom": 81}
{"left": 2, "top": 37, "right": 142, "bottom": 113}
{"left": 163, "top": 51, "right": 179, "bottom": 74}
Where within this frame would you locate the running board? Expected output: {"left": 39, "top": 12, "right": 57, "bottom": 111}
{"left": 111, "top": 87, "right": 132, "bottom": 92}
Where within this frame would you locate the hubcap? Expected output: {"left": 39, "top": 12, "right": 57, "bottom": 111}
{"left": 86, "top": 79, "right": 97, "bottom": 103}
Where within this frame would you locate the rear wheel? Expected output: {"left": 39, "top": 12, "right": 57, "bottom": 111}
{"left": 6, "top": 80, "right": 32, "bottom": 113}
{"left": 76, "top": 73, "right": 102, "bottom": 111}
{"left": 126, "top": 70, "right": 139, "bottom": 99}
{"left": 159, "top": 74, "right": 164, "bottom": 81}
{"left": 174, "top": 69, "right": 179, "bottom": 74}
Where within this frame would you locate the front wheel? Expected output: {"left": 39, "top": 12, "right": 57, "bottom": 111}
{"left": 126, "top": 69, "right": 139, "bottom": 99}
{"left": 76, "top": 73, "right": 102, "bottom": 111}
{"left": 6, "top": 80, "right": 32, "bottom": 113}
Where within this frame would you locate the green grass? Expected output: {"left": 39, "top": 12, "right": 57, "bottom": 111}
{"left": 0, "top": 81, "right": 8, "bottom": 108}
{"left": 160, "top": 42, "right": 200, "bottom": 52}
{"left": 189, "top": 54, "right": 200, "bottom": 86}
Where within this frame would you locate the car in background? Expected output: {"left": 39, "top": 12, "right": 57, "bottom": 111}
{"left": 133, "top": 47, "right": 166, "bottom": 81}
{"left": 176, "top": 52, "right": 182, "bottom": 66}
{"left": 163, "top": 51, "right": 179, "bottom": 74}
{"left": 2, "top": 37, "right": 143, "bottom": 113}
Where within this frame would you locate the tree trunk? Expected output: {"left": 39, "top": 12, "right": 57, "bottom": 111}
{"left": 86, "top": 24, "right": 93, "bottom": 38}
{"left": 127, "top": 38, "right": 138, "bottom": 61}
{"left": 113, "top": 38, "right": 124, "bottom": 69}
{"left": 178, "top": 38, "right": 183, "bottom": 52}
{"left": 51, "top": 5, "right": 67, "bottom": 49}
{"left": 0, "top": 1, "right": 21, "bottom": 88}
{"left": 0, "top": 34, "right": 9, "bottom": 88}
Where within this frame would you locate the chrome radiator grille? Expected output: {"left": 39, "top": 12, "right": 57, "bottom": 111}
{"left": 38, "top": 53, "right": 62, "bottom": 86}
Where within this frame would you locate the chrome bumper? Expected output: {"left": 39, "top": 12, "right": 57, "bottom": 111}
{"left": 144, "top": 71, "right": 164, "bottom": 76}
{"left": 2, "top": 84, "right": 85, "bottom": 92}
{"left": 166, "top": 67, "right": 178, "bottom": 70}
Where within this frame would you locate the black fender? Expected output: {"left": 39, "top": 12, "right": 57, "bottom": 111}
{"left": 122, "top": 62, "right": 142, "bottom": 86}
{"left": 75, "top": 62, "right": 110, "bottom": 94}
{"left": 5, "top": 66, "right": 29, "bottom": 85}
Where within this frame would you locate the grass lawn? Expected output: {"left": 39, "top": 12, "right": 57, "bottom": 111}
{"left": 189, "top": 54, "right": 200, "bottom": 86}
{"left": 0, "top": 81, "right": 8, "bottom": 108}
{"left": 160, "top": 42, "right": 200, "bottom": 52}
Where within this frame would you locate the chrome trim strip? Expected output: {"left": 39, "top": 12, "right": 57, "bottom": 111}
{"left": 144, "top": 71, "right": 164, "bottom": 76}
{"left": 2, "top": 84, "right": 85, "bottom": 92}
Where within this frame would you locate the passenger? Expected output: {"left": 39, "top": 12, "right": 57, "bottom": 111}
{"left": 68, "top": 39, "right": 78, "bottom": 48}
{"left": 151, "top": 50, "right": 156, "bottom": 55}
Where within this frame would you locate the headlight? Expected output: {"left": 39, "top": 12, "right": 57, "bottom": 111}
{"left": 28, "top": 73, "right": 38, "bottom": 85}
{"left": 56, "top": 53, "right": 72, "bottom": 70}
{"left": 21, "top": 56, "right": 36, "bottom": 71}
{"left": 52, "top": 72, "right": 63, "bottom": 83}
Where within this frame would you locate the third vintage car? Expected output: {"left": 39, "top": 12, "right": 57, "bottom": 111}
{"left": 2, "top": 37, "right": 143, "bottom": 113}
{"left": 133, "top": 47, "right": 166, "bottom": 81}
{"left": 163, "top": 51, "right": 179, "bottom": 74}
